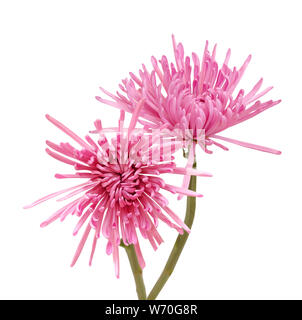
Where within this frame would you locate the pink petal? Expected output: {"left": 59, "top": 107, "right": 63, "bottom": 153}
{"left": 70, "top": 224, "right": 91, "bottom": 267}
{"left": 211, "top": 134, "right": 281, "bottom": 154}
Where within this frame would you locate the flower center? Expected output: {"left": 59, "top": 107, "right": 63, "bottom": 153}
{"left": 97, "top": 163, "right": 144, "bottom": 207}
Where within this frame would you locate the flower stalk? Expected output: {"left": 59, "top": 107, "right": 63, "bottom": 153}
{"left": 121, "top": 241, "right": 147, "bottom": 300}
{"left": 147, "top": 160, "right": 197, "bottom": 300}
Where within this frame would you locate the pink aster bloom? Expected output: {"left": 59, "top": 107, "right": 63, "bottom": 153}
{"left": 24, "top": 111, "right": 210, "bottom": 277}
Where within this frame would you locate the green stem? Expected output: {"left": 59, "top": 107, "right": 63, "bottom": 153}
{"left": 121, "top": 241, "right": 147, "bottom": 300}
{"left": 147, "top": 161, "right": 197, "bottom": 300}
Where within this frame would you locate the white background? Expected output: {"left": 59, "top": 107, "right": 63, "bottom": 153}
{"left": 0, "top": 0, "right": 301, "bottom": 300}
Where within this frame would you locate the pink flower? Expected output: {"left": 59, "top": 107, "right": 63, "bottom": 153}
{"left": 24, "top": 111, "right": 210, "bottom": 277}
{"left": 96, "top": 35, "right": 281, "bottom": 197}
{"left": 96, "top": 35, "right": 281, "bottom": 154}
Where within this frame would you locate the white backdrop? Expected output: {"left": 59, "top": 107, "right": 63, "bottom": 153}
{"left": 0, "top": 0, "right": 301, "bottom": 300}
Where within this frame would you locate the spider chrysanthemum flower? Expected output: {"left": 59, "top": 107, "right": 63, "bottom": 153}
{"left": 24, "top": 111, "right": 210, "bottom": 277}
{"left": 96, "top": 35, "right": 281, "bottom": 155}
{"left": 96, "top": 35, "right": 281, "bottom": 196}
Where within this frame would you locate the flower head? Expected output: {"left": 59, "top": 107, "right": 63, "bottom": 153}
{"left": 96, "top": 35, "right": 281, "bottom": 197}
{"left": 24, "top": 111, "right": 210, "bottom": 277}
{"left": 96, "top": 35, "right": 281, "bottom": 152}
